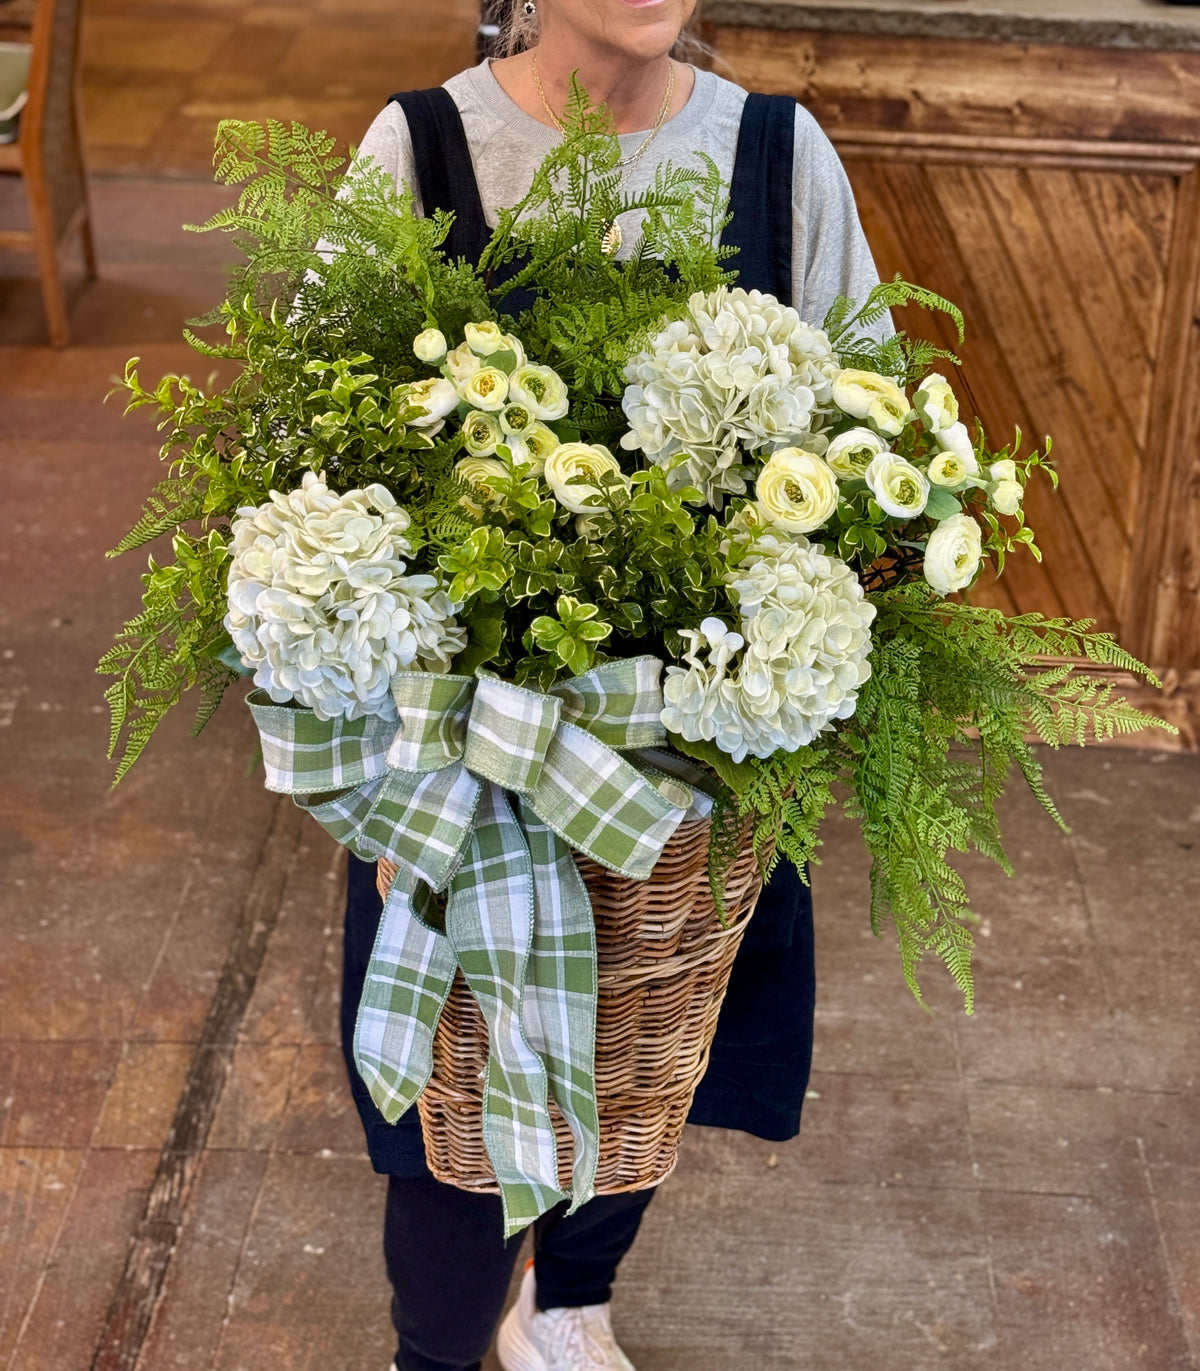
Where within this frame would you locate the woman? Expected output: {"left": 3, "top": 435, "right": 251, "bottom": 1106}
{"left": 341, "top": 3, "right": 884, "bottom": 1368}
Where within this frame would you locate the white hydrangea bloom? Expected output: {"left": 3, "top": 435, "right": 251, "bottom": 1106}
{"left": 661, "top": 534, "right": 875, "bottom": 762}
{"left": 620, "top": 287, "right": 839, "bottom": 506}
{"left": 224, "top": 472, "right": 466, "bottom": 721}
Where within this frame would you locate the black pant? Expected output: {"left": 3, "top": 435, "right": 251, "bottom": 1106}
{"left": 384, "top": 1172, "right": 656, "bottom": 1371}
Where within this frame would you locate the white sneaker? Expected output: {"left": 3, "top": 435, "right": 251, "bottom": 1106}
{"left": 497, "top": 1262, "right": 636, "bottom": 1371}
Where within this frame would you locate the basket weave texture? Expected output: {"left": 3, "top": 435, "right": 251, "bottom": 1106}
{"left": 376, "top": 814, "right": 764, "bottom": 1194}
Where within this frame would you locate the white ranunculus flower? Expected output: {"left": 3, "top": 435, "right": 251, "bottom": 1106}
{"left": 500, "top": 334, "right": 526, "bottom": 367}
{"left": 224, "top": 471, "right": 465, "bottom": 720}
{"left": 402, "top": 377, "right": 458, "bottom": 428}
{"left": 544, "top": 442, "right": 628, "bottom": 514}
{"left": 462, "top": 409, "right": 502, "bottom": 457}
{"left": 832, "top": 369, "right": 911, "bottom": 437}
{"left": 864, "top": 452, "right": 930, "bottom": 520}
{"left": 508, "top": 364, "right": 569, "bottom": 421}
{"left": 620, "top": 287, "right": 838, "bottom": 505}
{"left": 933, "top": 420, "right": 976, "bottom": 469}
{"left": 455, "top": 456, "right": 509, "bottom": 503}
{"left": 443, "top": 342, "right": 482, "bottom": 385}
{"left": 412, "top": 328, "right": 447, "bottom": 363}
{"left": 499, "top": 402, "right": 533, "bottom": 436}
{"left": 755, "top": 447, "right": 839, "bottom": 534}
{"left": 913, "top": 372, "right": 959, "bottom": 432}
{"left": 464, "top": 320, "right": 507, "bottom": 356}
{"left": 824, "top": 427, "right": 888, "bottom": 480}
{"left": 991, "top": 480, "right": 1023, "bottom": 516}
{"left": 458, "top": 366, "right": 509, "bottom": 412}
{"left": 521, "top": 422, "right": 560, "bottom": 475}
{"left": 924, "top": 512, "right": 983, "bottom": 595}
{"left": 927, "top": 451, "right": 971, "bottom": 488}
{"left": 661, "top": 538, "right": 875, "bottom": 762}
{"left": 987, "top": 459, "right": 1022, "bottom": 514}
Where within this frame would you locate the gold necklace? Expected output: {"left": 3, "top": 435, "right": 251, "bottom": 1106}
{"left": 530, "top": 52, "right": 676, "bottom": 254}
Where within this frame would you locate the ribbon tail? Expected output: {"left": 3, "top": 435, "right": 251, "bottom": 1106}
{"left": 353, "top": 866, "right": 457, "bottom": 1124}
{"left": 519, "top": 801, "right": 600, "bottom": 1214}
{"left": 446, "top": 782, "right": 565, "bottom": 1237}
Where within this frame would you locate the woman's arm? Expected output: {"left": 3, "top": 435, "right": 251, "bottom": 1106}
{"left": 353, "top": 103, "right": 423, "bottom": 213}
{"left": 790, "top": 105, "right": 889, "bottom": 338}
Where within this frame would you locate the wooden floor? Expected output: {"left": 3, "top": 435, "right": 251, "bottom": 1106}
{"left": 1, "top": 7, "right": 1199, "bottom": 1370}
{"left": 73, "top": 0, "right": 475, "bottom": 176}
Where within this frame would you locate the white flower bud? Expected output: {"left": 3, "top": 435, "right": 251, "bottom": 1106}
{"left": 991, "top": 480, "right": 1023, "bottom": 516}
{"left": 913, "top": 372, "right": 959, "bottom": 431}
{"left": 464, "top": 320, "right": 508, "bottom": 356}
{"left": 412, "top": 328, "right": 447, "bottom": 363}
{"left": 832, "top": 369, "right": 911, "bottom": 437}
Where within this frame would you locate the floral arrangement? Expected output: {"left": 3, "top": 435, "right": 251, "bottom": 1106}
{"left": 100, "top": 96, "right": 1169, "bottom": 1012}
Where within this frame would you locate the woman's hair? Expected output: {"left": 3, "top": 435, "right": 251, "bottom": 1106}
{"left": 500, "top": 0, "right": 716, "bottom": 66}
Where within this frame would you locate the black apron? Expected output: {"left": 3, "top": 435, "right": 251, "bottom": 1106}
{"left": 341, "top": 87, "right": 815, "bottom": 1176}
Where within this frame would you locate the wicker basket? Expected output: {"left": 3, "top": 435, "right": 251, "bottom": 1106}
{"left": 376, "top": 814, "right": 764, "bottom": 1194}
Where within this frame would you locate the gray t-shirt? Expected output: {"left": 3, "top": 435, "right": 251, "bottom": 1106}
{"left": 355, "top": 62, "right": 883, "bottom": 330}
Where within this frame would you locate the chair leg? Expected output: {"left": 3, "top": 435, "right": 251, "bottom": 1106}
{"left": 73, "top": 93, "right": 98, "bottom": 281}
{"left": 26, "top": 175, "right": 70, "bottom": 347}
{"left": 80, "top": 209, "right": 98, "bottom": 281}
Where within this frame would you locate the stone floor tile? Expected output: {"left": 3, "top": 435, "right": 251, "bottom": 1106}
{"left": 964, "top": 1081, "right": 1167, "bottom": 1200}
{"left": 213, "top": 1153, "right": 392, "bottom": 1371}
{"left": 92, "top": 1040, "right": 195, "bottom": 1149}
{"left": 1155, "top": 1199, "right": 1200, "bottom": 1365}
{"left": 238, "top": 825, "right": 345, "bottom": 1047}
{"left": 1112, "top": 1010, "right": 1200, "bottom": 1094}
{"left": 0, "top": 1041, "right": 119, "bottom": 1146}
{"left": 207, "top": 1043, "right": 300, "bottom": 1153}
{"left": 273, "top": 1045, "right": 371, "bottom": 1158}
{"left": 138, "top": 1149, "right": 270, "bottom": 1371}
{"left": 622, "top": 1148, "right": 996, "bottom": 1370}
{"left": 0, "top": 1149, "right": 87, "bottom": 1365}
{"left": 982, "top": 1188, "right": 1194, "bottom": 1370}
{"left": 794, "top": 1071, "right": 974, "bottom": 1192}
{"left": 7, "top": 1147, "right": 159, "bottom": 1371}
{"left": 955, "top": 1001, "right": 1129, "bottom": 1090}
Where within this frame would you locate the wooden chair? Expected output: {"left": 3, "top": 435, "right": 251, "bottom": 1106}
{"left": 0, "top": 0, "right": 95, "bottom": 346}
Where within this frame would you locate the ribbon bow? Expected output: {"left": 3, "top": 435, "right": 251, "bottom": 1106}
{"left": 247, "top": 657, "right": 710, "bottom": 1234}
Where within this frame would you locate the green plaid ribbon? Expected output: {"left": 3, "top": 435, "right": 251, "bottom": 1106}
{"left": 246, "top": 657, "right": 710, "bottom": 1235}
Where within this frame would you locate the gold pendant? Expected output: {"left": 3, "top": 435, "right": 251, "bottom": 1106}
{"left": 600, "top": 220, "right": 622, "bottom": 256}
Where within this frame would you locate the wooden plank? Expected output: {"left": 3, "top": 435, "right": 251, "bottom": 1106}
{"left": 1072, "top": 171, "right": 1173, "bottom": 373}
{"left": 972, "top": 166, "right": 1142, "bottom": 532}
{"left": 1129, "top": 172, "right": 1178, "bottom": 271}
{"left": 88, "top": 796, "right": 304, "bottom": 1371}
{"left": 711, "top": 27, "right": 1200, "bottom": 147}
{"left": 891, "top": 161, "right": 1125, "bottom": 623}
{"left": 847, "top": 160, "right": 1071, "bottom": 621}
{"left": 1024, "top": 168, "right": 1157, "bottom": 452}
{"left": 933, "top": 166, "right": 1132, "bottom": 620}
{"left": 1126, "top": 168, "right": 1200, "bottom": 664}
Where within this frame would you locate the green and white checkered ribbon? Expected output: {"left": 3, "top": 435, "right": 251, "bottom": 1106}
{"left": 246, "top": 657, "right": 711, "bottom": 1235}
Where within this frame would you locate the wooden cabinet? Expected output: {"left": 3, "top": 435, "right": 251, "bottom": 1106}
{"left": 709, "top": 22, "right": 1200, "bottom": 742}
